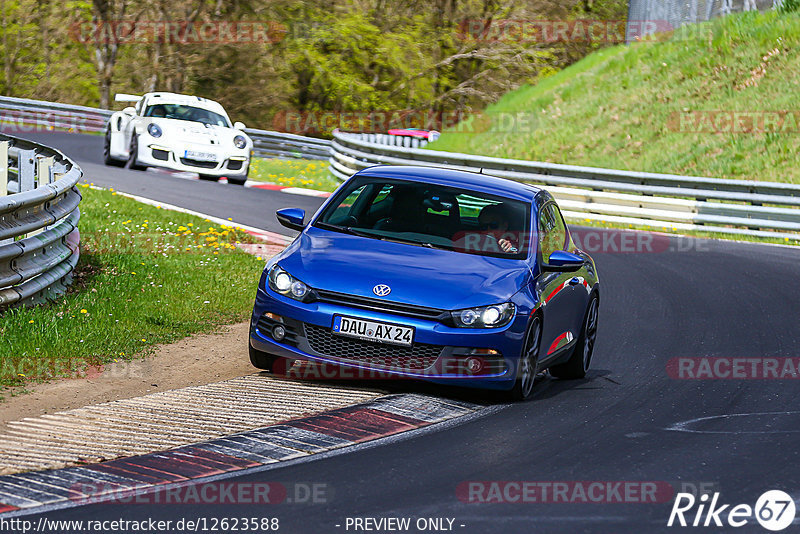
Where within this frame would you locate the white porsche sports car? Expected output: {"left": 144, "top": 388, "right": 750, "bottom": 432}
{"left": 104, "top": 92, "right": 252, "bottom": 185}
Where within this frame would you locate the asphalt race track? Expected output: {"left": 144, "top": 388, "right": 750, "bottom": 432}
{"left": 8, "top": 132, "right": 800, "bottom": 532}
{"left": 13, "top": 131, "right": 323, "bottom": 236}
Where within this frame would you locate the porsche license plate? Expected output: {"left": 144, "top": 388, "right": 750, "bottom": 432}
{"left": 332, "top": 315, "right": 414, "bottom": 347}
{"left": 184, "top": 150, "right": 217, "bottom": 162}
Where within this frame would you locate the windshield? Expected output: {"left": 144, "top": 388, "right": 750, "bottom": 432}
{"left": 315, "top": 176, "right": 531, "bottom": 259}
{"left": 144, "top": 103, "right": 230, "bottom": 127}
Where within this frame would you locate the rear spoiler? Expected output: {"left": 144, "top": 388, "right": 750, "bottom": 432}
{"left": 114, "top": 93, "right": 142, "bottom": 103}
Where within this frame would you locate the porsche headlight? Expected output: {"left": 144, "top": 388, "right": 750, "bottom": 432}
{"left": 451, "top": 303, "right": 515, "bottom": 328}
{"left": 147, "top": 123, "right": 162, "bottom": 138}
{"left": 233, "top": 135, "right": 247, "bottom": 149}
{"left": 268, "top": 265, "right": 310, "bottom": 301}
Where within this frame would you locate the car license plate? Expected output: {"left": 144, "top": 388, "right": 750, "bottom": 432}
{"left": 184, "top": 150, "right": 217, "bottom": 162}
{"left": 332, "top": 315, "right": 414, "bottom": 347}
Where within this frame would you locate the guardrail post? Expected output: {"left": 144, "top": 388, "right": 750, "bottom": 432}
{"left": 18, "top": 149, "right": 35, "bottom": 192}
{"left": 0, "top": 140, "right": 7, "bottom": 196}
{"left": 37, "top": 155, "right": 54, "bottom": 184}
{"left": 29, "top": 156, "right": 55, "bottom": 236}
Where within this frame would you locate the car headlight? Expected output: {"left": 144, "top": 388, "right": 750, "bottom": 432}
{"left": 147, "top": 123, "right": 162, "bottom": 138}
{"left": 268, "top": 265, "right": 310, "bottom": 301}
{"left": 451, "top": 303, "right": 515, "bottom": 328}
{"left": 233, "top": 135, "right": 247, "bottom": 149}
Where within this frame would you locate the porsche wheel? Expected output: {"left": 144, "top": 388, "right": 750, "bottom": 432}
{"left": 103, "top": 129, "right": 125, "bottom": 167}
{"left": 127, "top": 135, "right": 146, "bottom": 171}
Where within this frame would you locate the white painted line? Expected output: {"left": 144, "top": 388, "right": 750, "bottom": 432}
{"left": 281, "top": 187, "right": 331, "bottom": 197}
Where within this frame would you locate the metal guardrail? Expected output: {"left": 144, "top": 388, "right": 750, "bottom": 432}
{"left": 0, "top": 95, "right": 331, "bottom": 161}
{"left": 244, "top": 127, "right": 331, "bottom": 160}
{"left": 330, "top": 130, "right": 800, "bottom": 240}
{"left": 0, "top": 95, "right": 112, "bottom": 134}
{"left": 0, "top": 134, "right": 82, "bottom": 308}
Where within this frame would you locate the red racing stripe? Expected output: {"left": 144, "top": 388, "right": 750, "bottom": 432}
{"left": 548, "top": 332, "right": 570, "bottom": 355}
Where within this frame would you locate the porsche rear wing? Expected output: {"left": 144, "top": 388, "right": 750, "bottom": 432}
{"left": 114, "top": 94, "right": 142, "bottom": 103}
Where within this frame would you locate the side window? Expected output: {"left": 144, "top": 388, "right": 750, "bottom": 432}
{"left": 551, "top": 204, "right": 569, "bottom": 250}
{"left": 538, "top": 203, "right": 567, "bottom": 262}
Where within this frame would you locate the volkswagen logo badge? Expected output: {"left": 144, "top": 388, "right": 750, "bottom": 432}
{"left": 373, "top": 284, "right": 391, "bottom": 297}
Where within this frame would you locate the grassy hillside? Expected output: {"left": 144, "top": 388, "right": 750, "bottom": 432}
{"left": 430, "top": 10, "right": 800, "bottom": 183}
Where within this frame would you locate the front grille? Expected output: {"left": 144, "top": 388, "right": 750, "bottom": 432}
{"left": 151, "top": 148, "right": 169, "bottom": 161}
{"left": 226, "top": 159, "right": 244, "bottom": 170}
{"left": 304, "top": 324, "right": 442, "bottom": 371}
{"left": 180, "top": 157, "right": 217, "bottom": 169}
{"left": 312, "top": 289, "right": 447, "bottom": 322}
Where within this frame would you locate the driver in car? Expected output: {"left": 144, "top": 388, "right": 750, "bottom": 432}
{"left": 478, "top": 204, "right": 519, "bottom": 254}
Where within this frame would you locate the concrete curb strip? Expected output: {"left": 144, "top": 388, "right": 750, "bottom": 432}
{"left": 0, "top": 393, "right": 480, "bottom": 514}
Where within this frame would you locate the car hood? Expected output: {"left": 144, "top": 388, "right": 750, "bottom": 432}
{"left": 277, "top": 227, "right": 532, "bottom": 310}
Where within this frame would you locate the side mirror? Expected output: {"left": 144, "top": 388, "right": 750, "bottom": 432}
{"left": 543, "top": 250, "right": 584, "bottom": 272}
{"left": 276, "top": 208, "right": 306, "bottom": 231}
{"left": 233, "top": 121, "right": 246, "bottom": 130}
{"left": 123, "top": 107, "right": 136, "bottom": 116}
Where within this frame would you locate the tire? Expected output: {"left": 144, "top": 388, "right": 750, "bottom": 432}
{"left": 198, "top": 174, "right": 220, "bottom": 182}
{"left": 227, "top": 176, "right": 247, "bottom": 186}
{"left": 127, "top": 135, "right": 146, "bottom": 170}
{"left": 509, "top": 315, "right": 542, "bottom": 401}
{"left": 549, "top": 295, "right": 599, "bottom": 380}
{"left": 249, "top": 344, "right": 280, "bottom": 372}
{"left": 103, "top": 129, "right": 125, "bottom": 167}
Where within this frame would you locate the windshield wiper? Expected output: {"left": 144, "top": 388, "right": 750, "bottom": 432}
{"left": 315, "top": 222, "right": 383, "bottom": 240}
{"left": 376, "top": 234, "right": 451, "bottom": 250}
{"left": 316, "top": 223, "right": 451, "bottom": 250}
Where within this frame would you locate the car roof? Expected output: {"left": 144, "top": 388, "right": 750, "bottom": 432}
{"left": 142, "top": 92, "right": 228, "bottom": 116}
{"left": 355, "top": 165, "right": 542, "bottom": 202}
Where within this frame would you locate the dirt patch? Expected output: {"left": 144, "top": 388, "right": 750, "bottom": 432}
{"left": 0, "top": 322, "right": 254, "bottom": 433}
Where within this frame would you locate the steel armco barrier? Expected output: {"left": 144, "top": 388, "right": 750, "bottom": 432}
{"left": 330, "top": 130, "right": 800, "bottom": 240}
{"left": 245, "top": 127, "right": 332, "bottom": 160}
{"left": 0, "top": 133, "right": 82, "bottom": 308}
{"left": 0, "top": 95, "right": 331, "bottom": 161}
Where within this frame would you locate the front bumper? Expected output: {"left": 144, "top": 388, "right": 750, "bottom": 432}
{"left": 137, "top": 139, "right": 249, "bottom": 177}
{"left": 249, "top": 285, "right": 529, "bottom": 391}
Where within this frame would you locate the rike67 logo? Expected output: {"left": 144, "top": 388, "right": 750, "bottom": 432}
{"left": 668, "top": 490, "right": 796, "bottom": 531}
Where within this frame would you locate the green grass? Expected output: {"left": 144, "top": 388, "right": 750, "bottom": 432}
{"left": 249, "top": 157, "right": 340, "bottom": 191}
{"left": 430, "top": 10, "right": 800, "bottom": 183}
{"left": 0, "top": 185, "right": 266, "bottom": 398}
